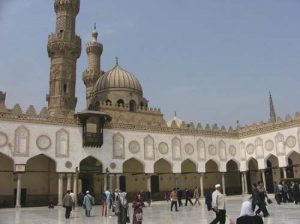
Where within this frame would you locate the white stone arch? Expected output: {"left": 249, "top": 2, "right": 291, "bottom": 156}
{"left": 79, "top": 155, "right": 103, "bottom": 166}
{"left": 218, "top": 140, "right": 227, "bottom": 161}
{"left": 246, "top": 157, "right": 258, "bottom": 171}
{"left": 255, "top": 137, "right": 264, "bottom": 159}
{"left": 226, "top": 158, "right": 240, "bottom": 171}
{"left": 205, "top": 159, "right": 220, "bottom": 172}
{"left": 196, "top": 138, "right": 206, "bottom": 161}
{"left": 181, "top": 158, "right": 197, "bottom": 173}
{"left": 25, "top": 153, "right": 57, "bottom": 173}
{"left": 172, "top": 137, "right": 182, "bottom": 160}
{"left": 14, "top": 125, "right": 29, "bottom": 156}
{"left": 264, "top": 153, "right": 278, "bottom": 166}
{"left": 113, "top": 133, "right": 125, "bottom": 159}
{"left": 0, "top": 152, "right": 14, "bottom": 169}
{"left": 275, "top": 132, "right": 285, "bottom": 155}
{"left": 154, "top": 158, "right": 173, "bottom": 173}
{"left": 25, "top": 153, "right": 57, "bottom": 167}
{"left": 144, "top": 135, "right": 154, "bottom": 160}
{"left": 55, "top": 128, "right": 69, "bottom": 157}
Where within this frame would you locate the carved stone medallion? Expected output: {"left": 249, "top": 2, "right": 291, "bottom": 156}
{"left": 0, "top": 132, "right": 8, "bottom": 147}
{"left": 110, "top": 162, "right": 116, "bottom": 170}
{"left": 286, "top": 136, "right": 297, "bottom": 148}
{"left": 158, "top": 142, "right": 169, "bottom": 155}
{"left": 208, "top": 144, "right": 217, "bottom": 156}
{"left": 265, "top": 140, "right": 274, "bottom": 151}
{"left": 36, "top": 135, "right": 51, "bottom": 150}
{"left": 129, "top": 141, "right": 140, "bottom": 154}
{"left": 246, "top": 144, "right": 255, "bottom": 155}
{"left": 65, "top": 161, "right": 72, "bottom": 169}
{"left": 185, "top": 144, "right": 194, "bottom": 155}
{"left": 228, "top": 145, "right": 236, "bottom": 156}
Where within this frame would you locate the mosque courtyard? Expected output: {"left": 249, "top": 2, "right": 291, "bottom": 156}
{"left": 0, "top": 196, "right": 298, "bottom": 224}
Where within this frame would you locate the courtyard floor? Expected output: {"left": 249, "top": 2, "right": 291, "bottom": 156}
{"left": 0, "top": 196, "right": 299, "bottom": 224}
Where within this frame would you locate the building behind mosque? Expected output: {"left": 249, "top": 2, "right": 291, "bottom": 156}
{"left": 0, "top": 0, "right": 300, "bottom": 207}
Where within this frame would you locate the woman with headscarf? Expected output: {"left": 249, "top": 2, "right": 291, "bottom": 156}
{"left": 229, "top": 201, "right": 263, "bottom": 224}
{"left": 132, "top": 194, "right": 145, "bottom": 224}
{"left": 117, "top": 192, "right": 128, "bottom": 224}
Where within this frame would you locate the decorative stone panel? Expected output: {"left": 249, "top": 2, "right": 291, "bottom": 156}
{"left": 265, "top": 140, "right": 274, "bottom": 151}
{"left": 129, "top": 141, "right": 140, "bottom": 154}
{"left": 0, "top": 132, "right": 8, "bottom": 147}
{"left": 14, "top": 126, "right": 29, "bottom": 156}
{"left": 228, "top": 145, "right": 236, "bottom": 156}
{"left": 159, "top": 142, "right": 169, "bottom": 155}
{"left": 144, "top": 135, "right": 155, "bottom": 160}
{"left": 246, "top": 143, "right": 255, "bottom": 155}
{"left": 172, "top": 137, "right": 182, "bottom": 160}
{"left": 113, "top": 133, "right": 125, "bottom": 159}
{"left": 56, "top": 129, "right": 69, "bottom": 157}
{"left": 218, "top": 140, "right": 227, "bottom": 160}
{"left": 197, "top": 139, "right": 206, "bottom": 161}
{"left": 286, "top": 136, "right": 296, "bottom": 148}
{"left": 36, "top": 135, "right": 51, "bottom": 150}
{"left": 275, "top": 133, "right": 285, "bottom": 155}
{"left": 184, "top": 143, "right": 194, "bottom": 155}
{"left": 240, "top": 142, "right": 246, "bottom": 160}
{"left": 208, "top": 144, "right": 217, "bottom": 156}
{"left": 255, "top": 138, "right": 264, "bottom": 159}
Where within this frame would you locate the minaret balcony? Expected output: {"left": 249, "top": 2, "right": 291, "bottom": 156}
{"left": 48, "top": 33, "right": 81, "bottom": 58}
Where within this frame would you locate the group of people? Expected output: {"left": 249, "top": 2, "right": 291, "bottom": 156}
{"left": 274, "top": 181, "right": 300, "bottom": 205}
{"left": 167, "top": 186, "right": 202, "bottom": 211}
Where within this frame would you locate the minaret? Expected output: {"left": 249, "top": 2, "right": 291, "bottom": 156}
{"left": 269, "top": 91, "right": 276, "bottom": 123}
{"left": 46, "top": 0, "right": 81, "bottom": 117}
{"left": 83, "top": 24, "right": 103, "bottom": 108}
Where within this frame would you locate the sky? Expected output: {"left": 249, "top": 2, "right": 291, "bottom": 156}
{"left": 1, "top": 0, "right": 300, "bottom": 128}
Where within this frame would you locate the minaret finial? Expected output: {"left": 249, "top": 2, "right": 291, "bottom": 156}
{"left": 174, "top": 111, "right": 177, "bottom": 117}
{"left": 92, "top": 23, "right": 98, "bottom": 42}
{"left": 115, "top": 57, "right": 119, "bottom": 65}
{"left": 94, "top": 22, "right": 96, "bottom": 30}
{"left": 269, "top": 91, "right": 276, "bottom": 123}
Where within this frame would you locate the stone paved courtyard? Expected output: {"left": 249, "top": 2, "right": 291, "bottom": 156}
{"left": 0, "top": 196, "right": 299, "bottom": 224}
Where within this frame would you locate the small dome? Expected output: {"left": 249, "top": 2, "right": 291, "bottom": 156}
{"left": 94, "top": 64, "right": 143, "bottom": 94}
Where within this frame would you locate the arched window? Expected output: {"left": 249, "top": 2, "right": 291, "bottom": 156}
{"left": 105, "top": 100, "right": 112, "bottom": 106}
{"left": 129, "top": 100, "right": 136, "bottom": 112}
{"left": 117, "top": 99, "right": 124, "bottom": 107}
{"left": 63, "top": 83, "right": 67, "bottom": 94}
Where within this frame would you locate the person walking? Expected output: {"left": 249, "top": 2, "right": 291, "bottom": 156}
{"left": 177, "top": 188, "right": 183, "bottom": 207}
{"left": 185, "top": 188, "right": 193, "bottom": 206}
{"left": 255, "top": 181, "right": 270, "bottom": 217}
{"left": 69, "top": 190, "right": 76, "bottom": 211}
{"left": 63, "top": 190, "right": 73, "bottom": 219}
{"left": 101, "top": 192, "right": 107, "bottom": 216}
{"left": 273, "top": 181, "right": 281, "bottom": 205}
{"left": 210, "top": 184, "right": 226, "bottom": 224}
{"left": 205, "top": 189, "right": 213, "bottom": 211}
{"left": 170, "top": 188, "right": 178, "bottom": 212}
{"left": 83, "top": 191, "right": 94, "bottom": 217}
{"left": 193, "top": 187, "right": 201, "bottom": 206}
{"left": 132, "top": 194, "right": 145, "bottom": 224}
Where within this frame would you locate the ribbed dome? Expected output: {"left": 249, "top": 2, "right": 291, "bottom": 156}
{"left": 94, "top": 64, "right": 143, "bottom": 94}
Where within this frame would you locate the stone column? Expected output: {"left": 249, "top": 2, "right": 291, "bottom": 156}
{"left": 58, "top": 174, "right": 63, "bottom": 206}
{"left": 116, "top": 174, "right": 120, "bottom": 190}
{"left": 282, "top": 167, "right": 287, "bottom": 179}
{"left": 199, "top": 173, "right": 204, "bottom": 198}
{"left": 147, "top": 175, "right": 151, "bottom": 192}
{"left": 73, "top": 173, "right": 78, "bottom": 206}
{"left": 261, "top": 170, "right": 266, "bottom": 190}
{"left": 67, "top": 174, "right": 72, "bottom": 191}
{"left": 103, "top": 174, "right": 108, "bottom": 191}
{"left": 109, "top": 174, "right": 113, "bottom": 191}
{"left": 241, "top": 172, "right": 245, "bottom": 194}
{"left": 243, "top": 172, "right": 248, "bottom": 194}
{"left": 15, "top": 173, "right": 22, "bottom": 208}
{"left": 222, "top": 172, "right": 226, "bottom": 195}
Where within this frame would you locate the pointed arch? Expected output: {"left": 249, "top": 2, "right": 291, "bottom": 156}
{"left": 26, "top": 154, "right": 57, "bottom": 172}
{"left": 275, "top": 132, "right": 285, "bottom": 155}
{"left": 205, "top": 159, "right": 219, "bottom": 172}
{"left": 154, "top": 158, "right": 172, "bottom": 173}
{"left": 123, "top": 157, "right": 145, "bottom": 173}
{"left": 181, "top": 159, "right": 197, "bottom": 173}
{"left": 14, "top": 125, "right": 29, "bottom": 156}
{"left": 247, "top": 157, "right": 258, "bottom": 171}
{"left": 225, "top": 159, "right": 242, "bottom": 195}
{"left": 0, "top": 152, "right": 14, "bottom": 170}
{"left": 226, "top": 159, "right": 240, "bottom": 171}
{"left": 265, "top": 154, "right": 279, "bottom": 167}
{"left": 79, "top": 156, "right": 102, "bottom": 172}
{"left": 56, "top": 128, "right": 69, "bottom": 157}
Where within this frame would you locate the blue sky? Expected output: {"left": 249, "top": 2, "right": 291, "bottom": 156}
{"left": 1, "top": 0, "right": 300, "bottom": 127}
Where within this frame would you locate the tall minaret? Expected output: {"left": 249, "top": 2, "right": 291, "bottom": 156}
{"left": 83, "top": 24, "right": 103, "bottom": 108}
{"left": 47, "top": 0, "right": 81, "bottom": 117}
{"left": 269, "top": 91, "right": 276, "bottom": 123}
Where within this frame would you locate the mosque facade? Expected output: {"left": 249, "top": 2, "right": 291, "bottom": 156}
{"left": 0, "top": 0, "right": 300, "bottom": 208}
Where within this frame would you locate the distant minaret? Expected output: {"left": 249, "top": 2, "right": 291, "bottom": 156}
{"left": 269, "top": 91, "right": 276, "bottom": 123}
{"left": 83, "top": 24, "right": 103, "bottom": 108}
{"left": 47, "top": 0, "right": 81, "bottom": 117}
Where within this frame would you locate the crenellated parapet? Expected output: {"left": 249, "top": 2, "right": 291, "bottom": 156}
{"left": 54, "top": 0, "right": 80, "bottom": 15}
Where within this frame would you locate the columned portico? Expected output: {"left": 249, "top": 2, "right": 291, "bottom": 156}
{"left": 15, "top": 173, "right": 22, "bottom": 208}
{"left": 73, "top": 173, "right": 78, "bottom": 205}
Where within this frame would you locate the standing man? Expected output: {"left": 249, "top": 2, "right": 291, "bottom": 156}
{"left": 63, "top": 190, "right": 73, "bottom": 219}
{"left": 210, "top": 184, "right": 226, "bottom": 224}
{"left": 170, "top": 188, "right": 178, "bottom": 212}
{"left": 83, "top": 190, "right": 94, "bottom": 217}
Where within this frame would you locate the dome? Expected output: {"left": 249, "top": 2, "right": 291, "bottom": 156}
{"left": 94, "top": 64, "right": 143, "bottom": 94}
